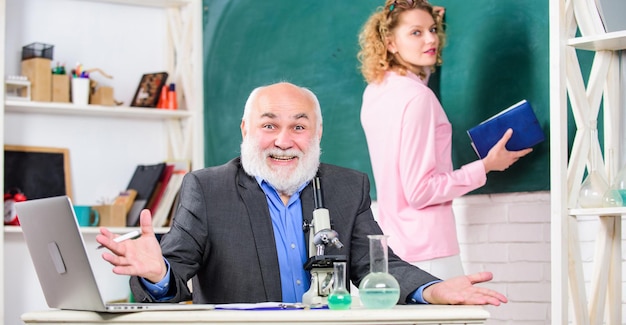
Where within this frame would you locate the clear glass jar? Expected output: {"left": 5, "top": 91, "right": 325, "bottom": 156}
{"left": 358, "top": 235, "right": 400, "bottom": 309}
{"left": 327, "top": 261, "right": 351, "bottom": 310}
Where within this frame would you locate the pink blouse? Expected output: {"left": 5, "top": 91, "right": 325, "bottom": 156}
{"left": 360, "top": 71, "right": 486, "bottom": 262}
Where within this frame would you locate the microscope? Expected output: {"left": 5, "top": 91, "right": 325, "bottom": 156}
{"left": 302, "top": 177, "right": 346, "bottom": 306}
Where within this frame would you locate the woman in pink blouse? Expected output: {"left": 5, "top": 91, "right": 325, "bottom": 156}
{"left": 357, "top": 0, "right": 532, "bottom": 279}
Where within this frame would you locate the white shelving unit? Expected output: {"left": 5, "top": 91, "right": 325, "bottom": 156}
{"left": 1, "top": 0, "right": 204, "bottom": 324}
{"left": 0, "top": 0, "right": 5, "bottom": 323}
{"left": 550, "top": 0, "right": 625, "bottom": 324}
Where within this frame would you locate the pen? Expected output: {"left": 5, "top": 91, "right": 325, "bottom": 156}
{"left": 97, "top": 230, "right": 141, "bottom": 249}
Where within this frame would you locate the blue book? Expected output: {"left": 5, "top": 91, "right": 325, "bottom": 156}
{"left": 467, "top": 99, "right": 545, "bottom": 159}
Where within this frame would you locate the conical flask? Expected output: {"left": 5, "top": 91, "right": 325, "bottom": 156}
{"left": 611, "top": 164, "right": 626, "bottom": 206}
{"left": 328, "top": 261, "right": 352, "bottom": 310}
{"left": 358, "top": 235, "right": 400, "bottom": 309}
{"left": 601, "top": 150, "right": 623, "bottom": 207}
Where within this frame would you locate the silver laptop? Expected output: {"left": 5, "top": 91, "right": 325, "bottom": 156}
{"left": 15, "top": 195, "right": 214, "bottom": 313}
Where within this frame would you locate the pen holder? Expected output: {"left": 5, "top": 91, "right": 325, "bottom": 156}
{"left": 21, "top": 58, "right": 52, "bottom": 102}
{"left": 71, "top": 77, "right": 90, "bottom": 105}
{"left": 93, "top": 204, "right": 126, "bottom": 227}
{"left": 52, "top": 74, "right": 70, "bottom": 103}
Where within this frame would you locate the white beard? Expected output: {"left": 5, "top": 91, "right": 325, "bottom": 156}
{"left": 240, "top": 136, "right": 321, "bottom": 196}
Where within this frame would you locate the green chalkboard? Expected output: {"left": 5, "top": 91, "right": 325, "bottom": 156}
{"left": 435, "top": 0, "right": 552, "bottom": 194}
{"left": 202, "top": 0, "right": 378, "bottom": 194}
{"left": 203, "top": 0, "right": 563, "bottom": 197}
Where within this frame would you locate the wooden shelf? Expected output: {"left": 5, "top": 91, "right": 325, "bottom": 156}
{"left": 567, "top": 30, "right": 626, "bottom": 51}
{"left": 5, "top": 100, "right": 192, "bottom": 120}
{"left": 569, "top": 206, "right": 626, "bottom": 217}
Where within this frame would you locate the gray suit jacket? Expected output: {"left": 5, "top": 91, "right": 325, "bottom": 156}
{"left": 131, "top": 158, "right": 439, "bottom": 304}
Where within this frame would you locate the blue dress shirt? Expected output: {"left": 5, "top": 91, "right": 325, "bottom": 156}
{"left": 256, "top": 178, "right": 310, "bottom": 302}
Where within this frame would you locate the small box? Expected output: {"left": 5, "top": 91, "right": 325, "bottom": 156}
{"left": 90, "top": 86, "right": 114, "bottom": 106}
{"left": 21, "top": 58, "right": 52, "bottom": 102}
{"left": 93, "top": 204, "right": 127, "bottom": 227}
{"left": 5, "top": 76, "right": 31, "bottom": 101}
{"left": 51, "top": 74, "right": 70, "bottom": 103}
{"left": 22, "top": 42, "right": 54, "bottom": 60}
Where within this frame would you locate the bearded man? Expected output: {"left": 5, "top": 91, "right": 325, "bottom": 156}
{"left": 97, "top": 82, "right": 507, "bottom": 306}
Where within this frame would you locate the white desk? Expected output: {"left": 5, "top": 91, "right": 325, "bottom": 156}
{"left": 22, "top": 305, "right": 489, "bottom": 324}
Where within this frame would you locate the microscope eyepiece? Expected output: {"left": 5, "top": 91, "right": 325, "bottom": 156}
{"left": 330, "top": 237, "right": 344, "bottom": 249}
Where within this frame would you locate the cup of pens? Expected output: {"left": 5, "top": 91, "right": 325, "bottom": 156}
{"left": 71, "top": 65, "right": 90, "bottom": 106}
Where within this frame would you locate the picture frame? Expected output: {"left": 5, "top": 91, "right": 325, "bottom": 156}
{"left": 130, "top": 72, "right": 168, "bottom": 107}
{"left": 4, "top": 145, "right": 72, "bottom": 200}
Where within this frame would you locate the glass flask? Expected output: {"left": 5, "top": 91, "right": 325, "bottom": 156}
{"left": 602, "top": 188, "right": 623, "bottom": 207}
{"left": 327, "top": 261, "right": 352, "bottom": 310}
{"left": 601, "top": 150, "right": 623, "bottom": 207}
{"left": 579, "top": 171, "right": 609, "bottom": 208}
{"left": 579, "top": 129, "right": 609, "bottom": 208}
{"left": 611, "top": 165, "right": 626, "bottom": 206}
{"left": 358, "top": 235, "right": 400, "bottom": 309}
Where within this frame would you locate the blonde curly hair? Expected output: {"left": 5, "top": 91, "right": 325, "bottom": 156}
{"left": 357, "top": 0, "right": 446, "bottom": 84}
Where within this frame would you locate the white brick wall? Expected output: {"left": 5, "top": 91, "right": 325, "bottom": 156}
{"left": 454, "top": 191, "right": 552, "bottom": 324}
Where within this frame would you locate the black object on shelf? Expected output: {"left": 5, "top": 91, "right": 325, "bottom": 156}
{"left": 22, "top": 42, "right": 54, "bottom": 60}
